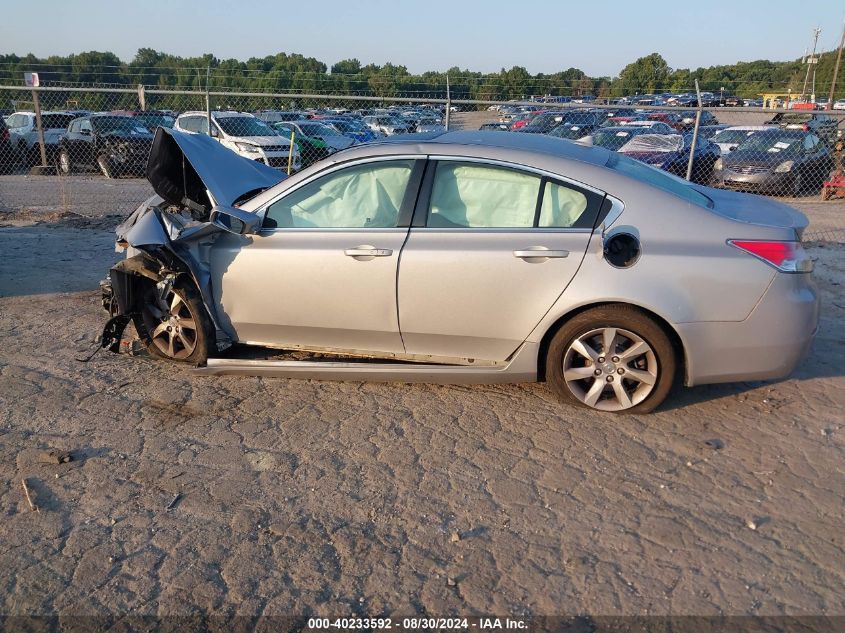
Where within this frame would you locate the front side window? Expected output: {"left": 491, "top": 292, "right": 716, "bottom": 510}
{"left": 265, "top": 160, "right": 415, "bottom": 229}
{"left": 427, "top": 163, "right": 541, "bottom": 228}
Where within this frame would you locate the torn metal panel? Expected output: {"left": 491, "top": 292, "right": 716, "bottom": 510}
{"left": 102, "top": 128, "right": 282, "bottom": 354}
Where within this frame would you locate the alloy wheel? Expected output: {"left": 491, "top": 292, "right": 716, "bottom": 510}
{"left": 141, "top": 289, "right": 199, "bottom": 360}
{"left": 562, "top": 327, "right": 658, "bottom": 412}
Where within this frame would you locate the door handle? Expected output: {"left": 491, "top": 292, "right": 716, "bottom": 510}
{"left": 344, "top": 246, "right": 393, "bottom": 258}
{"left": 513, "top": 247, "right": 569, "bottom": 260}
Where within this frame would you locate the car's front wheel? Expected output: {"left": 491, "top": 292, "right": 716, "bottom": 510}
{"left": 546, "top": 305, "right": 676, "bottom": 413}
{"left": 97, "top": 154, "right": 114, "bottom": 178}
{"left": 139, "top": 281, "right": 213, "bottom": 364}
{"left": 57, "top": 148, "right": 72, "bottom": 175}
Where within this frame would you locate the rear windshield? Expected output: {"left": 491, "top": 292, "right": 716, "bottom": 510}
{"left": 606, "top": 152, "right": 713, "bottom": 209}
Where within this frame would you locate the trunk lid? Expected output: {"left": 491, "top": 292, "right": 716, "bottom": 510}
{"left": 695, "top": 185, "right": 810, "bottom": 238}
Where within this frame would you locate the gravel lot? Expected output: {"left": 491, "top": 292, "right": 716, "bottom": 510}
{"left": 0, "top": 146, "right": 843, "bottom": 621}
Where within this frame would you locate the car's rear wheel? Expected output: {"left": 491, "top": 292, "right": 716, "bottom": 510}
{"left": 546, "top": 306, "right": 676, "bottom": 413}
{"left": 139, "top": 281, "right": 212, "bottom": 364}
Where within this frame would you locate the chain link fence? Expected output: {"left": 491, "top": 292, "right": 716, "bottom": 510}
{"left": 1, "top": 84, "right": 845, "bottom": 242}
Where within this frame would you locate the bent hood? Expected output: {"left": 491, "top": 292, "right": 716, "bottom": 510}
{"left": 146, "top": 127, "right": 285, "bottom": 211}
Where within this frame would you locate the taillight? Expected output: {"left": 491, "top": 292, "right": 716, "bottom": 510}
{"left": 1, "top": 128, "right": 8, "bottom": 141}
{"left": 728, "top": 240, "right": 813, "bottom": 273}
{"left": 802, "top": 124, "right": 810, "bottom": 131}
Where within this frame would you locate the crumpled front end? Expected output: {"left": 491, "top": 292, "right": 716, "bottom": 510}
{"left": 99, "top": 128, "right": 285, "bottom": 356}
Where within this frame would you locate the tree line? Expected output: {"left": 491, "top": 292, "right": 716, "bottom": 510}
{"left": 0, "top": 48, "right": 842, "bottom": 110}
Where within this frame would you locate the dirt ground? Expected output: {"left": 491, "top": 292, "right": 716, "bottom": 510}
{"left": 0, "top": 169, "right": 844, "bottom": 622}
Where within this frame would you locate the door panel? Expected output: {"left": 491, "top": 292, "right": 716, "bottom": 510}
{"left": 211, "top": 229, "right": 409, "bottom": 353}
{"left": 398, "top": 229, "right": 593, "bottom": 361}
{"left": 398, "top": 160, "right": 602, "bottom": 362}
{"left": 209, "top": 157, "right": 423, "bottom": 354}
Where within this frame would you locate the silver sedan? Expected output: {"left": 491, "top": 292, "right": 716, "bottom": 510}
{"left": 101, "top": 128, "right": 819, "bottom": 413}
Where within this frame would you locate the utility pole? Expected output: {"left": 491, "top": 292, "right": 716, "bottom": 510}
{"left": 828, "top": 18, "right": 845, "bottom": 109}
{"left": 801, "top": 27, "right": 821, "bottom": 101}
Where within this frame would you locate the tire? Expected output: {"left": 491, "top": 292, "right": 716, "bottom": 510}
{"left": 57, "top": 148, "right": 72, "bottom": 175}
{"left": 138, "top": 280, "right": 213, "bottom": 364}
{"left": 97, "top": 154, "right": 114, "bottom": 178}
{"left": 545, "top": 305, "right": 677, "bottom": 414}
{"left": 792, "top": 172, "right": 803, "bottom": 197}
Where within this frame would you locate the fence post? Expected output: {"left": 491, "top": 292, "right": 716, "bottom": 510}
{"left": 137, "top": 84, "right": 146, "bottom": 111}
{"left": 31, "top": 88, "right": 48, "bottom": 170}
{"left": 685, "top": 79, "right": 702, "bottom": 182}
{"left": 445, "top": 74, "right": 451, "bottom": 131}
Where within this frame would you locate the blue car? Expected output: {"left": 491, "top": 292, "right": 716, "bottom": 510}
{"left": 320, "top": 118, "right": 378, "bottom": 143}
{"left": 617, "top": 132, "right": 721, "bottom": 184}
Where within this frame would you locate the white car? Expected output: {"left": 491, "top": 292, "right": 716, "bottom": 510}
{"left": 174, "top": 111, "right": 301, "bottom": 172}
{"left": 710, "top": 126, "right": 770, "bottom": 154}
{"left": 4, "top": 111, "right": 76, "bottom": 164}
{"left": 833, "top": 99, "right": 845, "bottom": 111}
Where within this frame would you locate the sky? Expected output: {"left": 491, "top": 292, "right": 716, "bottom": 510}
{"left": 0, "top": 0, "right": 842, "bottom": 77}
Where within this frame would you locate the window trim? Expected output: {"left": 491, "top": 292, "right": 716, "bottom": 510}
{"left": 260, "top": 156, "right": 425, "bottom": 231}
{"left": 411, "top": 156, "right": 605, "bottom": 231}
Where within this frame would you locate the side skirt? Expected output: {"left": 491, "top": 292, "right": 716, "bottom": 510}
{"left": 194, "top": 342, "right": 540, "bottom": 385}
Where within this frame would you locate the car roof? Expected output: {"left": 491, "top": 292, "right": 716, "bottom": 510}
{"left": 363, "top": 130, "right": 611, "bottom": 166}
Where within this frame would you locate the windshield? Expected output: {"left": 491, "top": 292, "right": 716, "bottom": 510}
{"left": 216, "top": 116, "right": 275, "bottom": 137}
{"left": 607, "top": 153, "right": 713, "bottom": 209}
{"left": 619, "top": 134, "right": 684, "bottom": 153}
{"left": 734, "top": 132, "right": 803, "bottom": 155}
{"left": 91, "top": 116, "right": 151, "bottom": 135}
{"left": 135, "top": 114, "right": 175, "bottom": 130}
{"left": 712, "top": 129, "right": 762, "bottom": 145}
{"left": 41, "top": 114, "right": 75, "bottom": 129}
{"left": 327, "top": 120, "right": 364, "bottom": 133}
{"left": 300, "top": 122, "right": 342, "bottom": 137}
{"left": 592, "top": 128, "right": 645, "bottom": 150}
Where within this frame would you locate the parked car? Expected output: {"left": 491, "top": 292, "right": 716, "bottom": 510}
{"left": 618, "top": 133, "right": 721, "bottom": 184}
{"left": 764, "top": 112, "right": 838, "bottom": 147}
{"left": 480, "top": 122, "right": 512, "bottom": 131}
{"left": 713, "top": 130, "right": 834, "bottom": 196}
{"left": 832, "top": 99, "right": 845, "bottom": 111}
{"left": 99, "top": 128, "right": 818, "bottom": 414}
{"left": 616, "top": 121, "right": 676, "bottom": 134}
{"left": 587, "top": 126, "right": 662, "bottom": 151}
{"left": 255, "top": 110, "right": 309, "bottom": 124}
{"left": 646, "top": 112, "right": 687, "bottom": 131}
{"left": 57, "top": 114, "right": 154, "bottom": 178}
{"left": 677, "top": 111, "right": 719, "bottom": 130}
{"left": 695, "top": 124, "right": 731, "bottom": 141}
{"left": 362, "top": 115, "right": 411, "bottom": 136}
{"left": 281, "top": 121, "right": 356, "bottom": 153}
{"left": 518, "top": 111, "right": 570, "bottom": 134}
{"left": 547, "top": 113, "right": 603, "bottom": 140}
{"left": 0, "top": 118, "right": 13, "bottom": 171}
{"left": 111, "top": 110, "right": 175, "bottom": 133}
{"left": 4, "top": 111, "right": 76, "bottom": 165}
{"left": 710, "top": 126, "right": 770, "bottom": 154}
{"left": 319, "top": 118, "right": 379, "bottom": 143}
{"left": 269, "top": 122, "right": 332, "bottom": 168}
{"left": 174, "top": 111, "right": 301, "bottom": 171}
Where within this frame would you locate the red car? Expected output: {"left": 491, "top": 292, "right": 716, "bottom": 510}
{"left": 647, "top": 112, "right": 686, "bottom": 132}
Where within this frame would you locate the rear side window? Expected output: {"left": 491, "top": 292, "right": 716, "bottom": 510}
{"left": 428, "top": 163, "right": 540, "bottom": 228}
{"left": 426, "top": 162, "right": 602, "bottom": 229}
